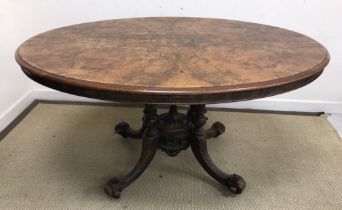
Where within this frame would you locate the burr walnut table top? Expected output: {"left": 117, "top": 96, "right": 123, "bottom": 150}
{"left": 15, "top": 17, "right": 329, "bottom": 104}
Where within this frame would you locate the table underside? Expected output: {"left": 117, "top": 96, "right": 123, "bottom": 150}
{"left": 104, "top": 104, "right": 246, "bottom": 198}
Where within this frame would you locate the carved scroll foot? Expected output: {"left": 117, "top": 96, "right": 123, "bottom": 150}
{"left": 224, "top": 174, "right": 246, "bottom": 194}
{"left": 115, "top": 122, "right": 144, "bottom": 139}
{"left": 104, "top": 177, "right": 122, "bottom": 198}
{"left": 189, "top": 105, "right": 246, "bottom": 194}
{"left": 191, "top": 136, "right": 246, "bottom": 194}
{"left": 106, "top": 105, "right": 159, "bottom": 199}
{"left": 206, "top": 121, "right": 225, "bottom": 138}
{"left": 107, "top": 104, "right": 245, "bottom": 198}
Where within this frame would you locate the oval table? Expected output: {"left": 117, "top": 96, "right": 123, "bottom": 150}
{"left": 15, "top": 17, "right": 330, "bottom": 198}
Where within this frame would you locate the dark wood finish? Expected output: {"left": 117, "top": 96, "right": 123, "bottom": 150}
{"left": 188, "top": 105, "right": 246, "bottom": 194}
{"left": 110, "top": 104, "right": 240, "bottom": 198}
{"left": 206, "top": 121, "right": 225, "bottom": 138}
{"left": 105, "top": 105, "right": 159, "bottom": 198}
{"left": 14, "top": 17, "right": 330, "bottom": 198}
{"left": 15, "top": 17, "right": 329, "bottom": 104}
{"left": 35, "top": 100, "right": 324, "bottom": 116}
{"left": 115, "top": 122, "right": 144, "bottom": 139}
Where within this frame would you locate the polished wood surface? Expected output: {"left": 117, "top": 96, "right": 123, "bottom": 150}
{"left": 16, "top": 17, "right": 329, "bottom": 104}
{"left": 14, "top": 18, "right": 331, "bottom": 198}
{"left": 107, "top": 104, "right": 245, "bottom": 198}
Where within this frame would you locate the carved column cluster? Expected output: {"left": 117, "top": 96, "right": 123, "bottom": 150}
{"left": 106, "top": 104, "right": 246, "bottom": 198}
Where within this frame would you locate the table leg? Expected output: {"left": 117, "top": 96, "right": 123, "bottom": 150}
{"left": 206, "top": 121, "right": 225, "bottom": 139}
{"left": 107, "top": 104, "right": 245, "bottom": 198}
{"left": 105, "top": 105, "right": 159, "bottom": 198}
{"left": 115, "top": 122, "right": 144, "bottom": 139}
{"left": 189, "top": 105, "right": 246, "bottom": 194}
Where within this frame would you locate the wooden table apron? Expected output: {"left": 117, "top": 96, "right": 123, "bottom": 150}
{"left": 15, "top": 17, "right": 330, "bottom": 198}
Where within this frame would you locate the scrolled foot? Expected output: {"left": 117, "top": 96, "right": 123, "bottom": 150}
{"left": 104, "top": 177, "right": 122, "bottom": 199}
{"left": 115, "top": 122, "right": 129, "bottom": 138}
{"left": 189, "top": 105, "right": 246, "bottom": 195}
{"left": 206, "top": 121, "right": 225, "bottom": 138}
{"left": 225, "top": 174, "right": 246, "bottom": 194}
{"left": 106, "top": 105, "right": 159, "bottom": 198}
{"left": 115, "top": 121, "right": 143, "bottom": 139}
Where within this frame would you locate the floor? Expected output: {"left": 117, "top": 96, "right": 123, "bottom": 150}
{"left": 1, "top": 103, "right": 342, "bottom": 209}
{"left": 327, "top": 114, "right": 342, "bottom": 138}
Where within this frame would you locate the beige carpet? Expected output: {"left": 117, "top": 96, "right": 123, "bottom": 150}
{"left": 1, "top": 103, "right": 342, "bottom": 209}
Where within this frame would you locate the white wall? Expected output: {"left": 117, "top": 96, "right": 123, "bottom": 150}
{"left": 0, "top": 0, "right": 33, "bottom": 130}
{"left": 1, "top": 0, "right": 342, "bottom": 130}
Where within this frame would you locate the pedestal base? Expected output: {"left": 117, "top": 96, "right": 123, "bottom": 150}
{"left": 105, "top": 104, "right": 246, "bottom": 198}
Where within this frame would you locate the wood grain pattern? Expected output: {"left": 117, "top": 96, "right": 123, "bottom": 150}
{"left": 15, "top": 17, "right": 329, "bottom": 104}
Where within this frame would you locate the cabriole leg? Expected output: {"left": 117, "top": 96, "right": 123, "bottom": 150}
{"left": 105, "top": 105, "right": 159, "bottom": 198}
{"left": 189, "top": 105, "right": 246, "bottom": 194}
